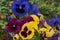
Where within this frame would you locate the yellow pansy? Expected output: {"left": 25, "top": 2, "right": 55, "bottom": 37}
{"left": 28, "top": 21, "right": 39, "bottom": 31}
{"left": 22, "top": 21, "right": 39, "bottom": 31}
{"left": 44, "top": 38, "right": 48, "bottom": 40}
{"left": 38, "top": 28, "right": 55, "bottom": 37}
{"left": 30, "top": 15, "right": 39, "bottom": 24}
{"left": 19, "top": 22, "right": 35, "bottom": 40}
{"left": 38, "top": 28, "right": 47, "bottom": 34}
{"left": 44, "top": 21, "right": 52, "bottom": 30}
{"left": 13, "top": 34, "right": 19, "bottom": 40}
{"left": 38, "top": 21, "right": 55, "bottom": 37}
{"left": 53, "top": 26, "right": 56, "bottom": 30}
{"left": 58, "top": 36, "right": 60, "bottom": 40}
{"left": 46, "top": 28, "right": 55, "bottom": 37}
{"left": 44, "top": 21, "right": 55, "bottom": 37}
{"left": 38, "top": 14, "right": 44, "bottom": 20}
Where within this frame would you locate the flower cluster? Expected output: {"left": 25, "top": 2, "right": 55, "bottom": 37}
{"left": 0, "top": 0, "right": 60, "bottom": 40}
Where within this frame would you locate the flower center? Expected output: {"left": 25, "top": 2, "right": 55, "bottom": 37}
{"left": 13, "top": 25, "right": 15, "bottom": 27}
{"left": 16, "top": 4, "right": 25, "bottom": 13}
{"left": 11, "top": 25, "right": 16, "bottom": 30}
{"left": 21, "top": 27, "right": 32, "bottom": 38}
{"left": 14, "top": 37, "right": 17, "bottom": 40}
{"left": 19, "top": 6, "right": 22, "bottom": 9}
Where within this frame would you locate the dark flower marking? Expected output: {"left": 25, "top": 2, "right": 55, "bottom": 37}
{"left": 28, "top": 31, "right": 32, "bottom": 35}
{"left": 24, "top": 26, "right": 28, "bottom": 32}
{"left": 21, "top": 26, "right": 32, "bottom": 37}
{"left": 21, "top": 31, "right": 27, "bottom": 37}
{"left": 14, "top": 37, "right": 17, "bottom": 40}
{"left": 16, "top": 5, "right": 25, "bottom": 13}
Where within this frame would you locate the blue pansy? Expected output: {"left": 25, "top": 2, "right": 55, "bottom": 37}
{"left": 46, "top": 16, "right": 57, "bottom": 26}
{"left": 11, "top": 1, "right": 31, "bottom": 16}
{"left": 56, "top": 16, "right": 60, "bottom": 23}
{"left": 46, "top": 16, "right": 60, "bottom": 26}
{"left": 6, "top": 15, "right": 11, "bottom": 21}
{"left": 31, "top": 4, "right": 40, "bottom": 15}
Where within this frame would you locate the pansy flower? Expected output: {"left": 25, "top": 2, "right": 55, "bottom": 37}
{"left": 45, "top": 29, "right": 55, "bottom": 37}
{"left": 56, "top": 24, "right": 60, "bottom": 31}
{"left": 5, "top": 18, "right": 21, "bottom": 33}
{"left": 22, "top": 14, "right": 40, "bottom": 25}
{"left": 46, "top": 16, "right": 60, "bottom": 31}
{"left": 30, "top": 14, "right": 39, "bottom": 24}
{"left": 19, "top": 22, "right": 35, "bottom": 39}
{"left": 57, "top": 16, "right": 60, "bottom": 23}
{"left": 46, "top": 16, "right": 60, "bottom": 26}
{"left": 31, "top": 4, "right": 40, "bottom": 15}
{"left": 44, "top": 21, "right": 55, "bottom": 37}
{"left": 55, "top": 24, "right": 60, "bottom": 31}
{"left": 38, "top": 28, "right": 47, "bottom": 34}
{"left": 23, "top": 14, "right": 40, "bottom": 23}
{"left": 38, "top": 27, "right": 55, "bottom": 37}
{"left": 11, "top": 1, "right": 31, "bottom": 16}
{"left": 6, "top": 15, "right": 11, "bottom": 21}
{"left": 13, "top": 34, "right": 19, "bottom": 40}
{"left": 18, "top": 0, "right": 40, "bottom": 15}
{"left": 48, "top": 33, "right": 60, "bottom": 40}
{"left": 22, "top": 15, "right": 39, "bottom": 31}
{"left": 22, "top": 16, "right": 34, "bottom": 22}
{"left": 44, "top": 38, "right": 48, "bottom": 40}
{"left": 57, "top": 33, "right": 60, "bottom": 40}
{"left": 38, "top": 21, "right": 55, "bottom": 37}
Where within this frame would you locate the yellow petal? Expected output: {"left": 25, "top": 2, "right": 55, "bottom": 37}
{"left": 44, "top": 21, "right": 51, "bottom": 30}
{"left": 13, "top": 34, "right": 19, "bottom": 40}
{"left": 44, "top": 38, "right": 48, "bottom": 40}
{"left": 53, "top": 26, "right": 56, "bottom": 30}
{"left": 30, "top": 15, "right": 39, "bottom": 24}
{"left": 22, "top": 21, "right": 38, "bottom": 31}
{"left": 38, "top": 28, "right": 47, "bottom": 34}
{"left": 58, "top": 37, "right": 60, "bottom": 40}
{"left": 46, "top": 29, "right": 55, "bottom": 37}
{"left": 38, "top": 14, "right": 44, "bottom": 20}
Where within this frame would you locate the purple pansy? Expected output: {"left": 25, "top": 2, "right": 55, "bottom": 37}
{"left": 19, "top": 16, "right": 34, "bottom": 27}
{"left": 22, "top": 16, "right": 34, "bottom": 22}
{"left": 5, "top": 18, "right": 21, "bottom": 33}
